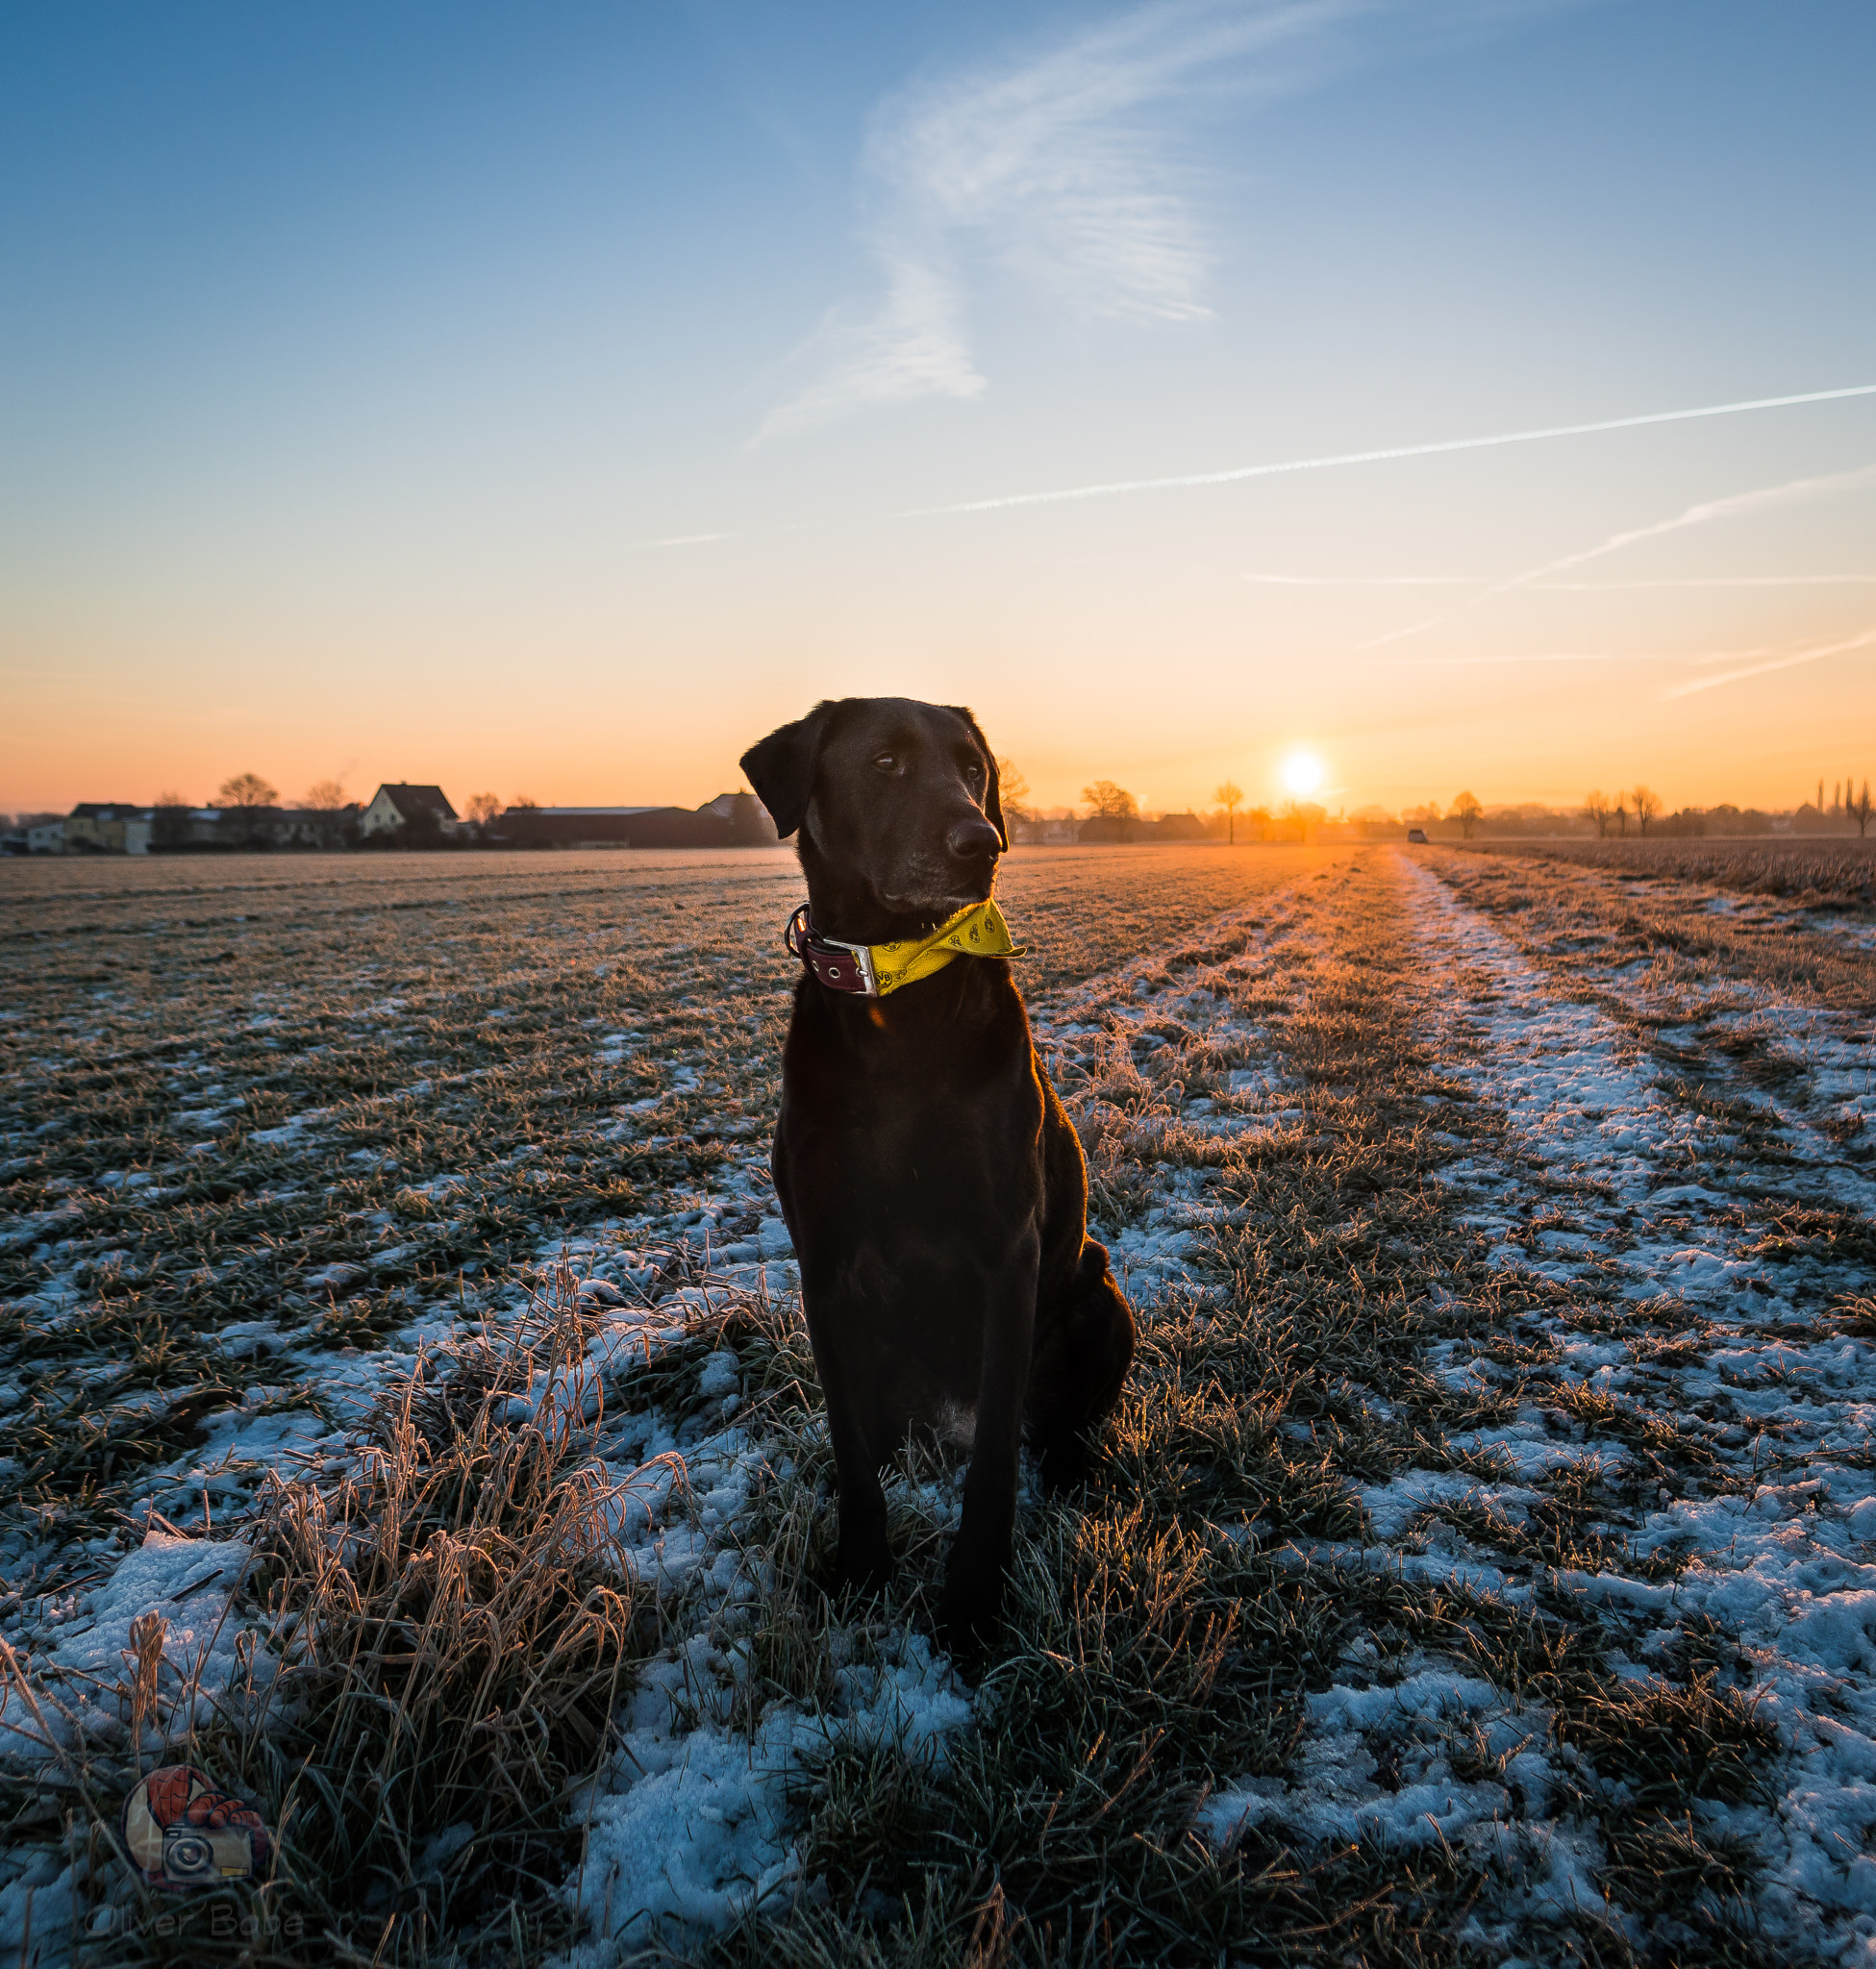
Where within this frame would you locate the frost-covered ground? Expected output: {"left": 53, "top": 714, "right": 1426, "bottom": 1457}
{"left": 3, "top": 843, "right": 1874, "bottom": 1966}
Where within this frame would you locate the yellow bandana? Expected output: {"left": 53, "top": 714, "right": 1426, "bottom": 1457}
{"left": 869, "top": 899, "right": 1025, "bottom": 996}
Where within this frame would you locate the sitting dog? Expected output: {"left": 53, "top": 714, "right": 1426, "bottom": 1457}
{"left": 740, "top": 697, "right": 1136, "bottom": 1648}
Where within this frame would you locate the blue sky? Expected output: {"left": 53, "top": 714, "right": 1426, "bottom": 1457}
{"left": 4, "top": 1, "right": 1872, "bottom": 813}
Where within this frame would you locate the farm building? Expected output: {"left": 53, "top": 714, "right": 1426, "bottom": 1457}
{"left": 1077, "top": 811, "right": 1208, "bottom": 844}
{"left": 499, "top": 793, "right": 777, "bottom": 849}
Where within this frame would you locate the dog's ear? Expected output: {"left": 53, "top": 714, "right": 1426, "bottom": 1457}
{"left": 739, "top": 705, "right": 830, "bottom": 840}
{"left": 946, "top": 706, "right": 1007, "bottom": 850}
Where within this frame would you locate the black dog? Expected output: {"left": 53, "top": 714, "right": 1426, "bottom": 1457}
{"left": 740, "top": 697, "right": 1136, "bottom": 1648}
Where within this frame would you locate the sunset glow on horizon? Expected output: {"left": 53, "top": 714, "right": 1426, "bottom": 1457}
{"left": 3, "top": 3, "right": 1872, "bottom": 821}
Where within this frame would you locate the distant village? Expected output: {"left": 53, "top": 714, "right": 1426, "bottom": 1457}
{"left": 1, "top": 784, "right": 780, "bottom": 856}
{"left": 3, "top": 772, "right": 1870, "bottom": 855}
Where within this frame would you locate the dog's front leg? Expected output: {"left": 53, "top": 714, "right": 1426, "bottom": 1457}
{"left": 939, "top": 1226, "right": 1041, "bottom": 1655}
{"left": 803, "top": 1300, "right": 893, "bottom": 1597}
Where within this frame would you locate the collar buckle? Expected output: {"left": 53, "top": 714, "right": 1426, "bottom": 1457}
{"left": 786, "top": 903, "right": 879, "bottom": 997}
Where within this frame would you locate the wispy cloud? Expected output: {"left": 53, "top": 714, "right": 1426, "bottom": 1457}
{"left": 761, "top": 0, "right": 1393, "bottom": 440}
{"left": 758, "top": 260, "right": 987, "bottom": 443}
{"left": 1361, "top": 459, "right": 1876, "bottom": 648}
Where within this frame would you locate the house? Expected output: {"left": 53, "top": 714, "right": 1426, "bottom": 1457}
{"left": 1407, "top": 828, "right": 1429, "bottom": 844}
{"left": 360, "top": 785, "right": 460, "bottom": 840}
{"left": 1145, "top": 812, "right": 1208, "bottom": 841}
{"left": 27, "top": 819, "right": 66, "bottom": 855}
{"left": 1078, "top": 814, "right": 1140, "bottom": 844}
{"left": 64, "top": 804, "right": 152, "bottom": 854}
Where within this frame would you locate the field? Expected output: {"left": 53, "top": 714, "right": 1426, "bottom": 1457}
{"left": 1455, "top": 836, "right": 1876, "bottom": 905}
{"left": 2, "top": 842, "right": 1874, "bottom": 1966}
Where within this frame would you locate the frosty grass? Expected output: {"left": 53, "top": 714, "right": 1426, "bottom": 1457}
{"left": 3, "top": 842, "right": 1874, "bottom": 1964}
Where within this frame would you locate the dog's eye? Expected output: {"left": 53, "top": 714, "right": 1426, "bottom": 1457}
{"left": 964, "top": 762, "right": 985, "bottom": 785}
{"left": 873, "top": 752, "right": 901, "bottom": 774}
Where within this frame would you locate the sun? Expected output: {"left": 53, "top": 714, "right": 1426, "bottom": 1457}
{"left": 1280, "top": 749, "right": 1325, "bottom": 797}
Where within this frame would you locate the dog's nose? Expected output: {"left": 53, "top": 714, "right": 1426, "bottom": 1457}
{"left": 946, "top": 815, "right": 1002, "bottom": 862}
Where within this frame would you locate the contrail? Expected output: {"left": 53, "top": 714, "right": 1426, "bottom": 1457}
{"left": 1242, "top": 572, "right": 1486, "bottom": 586}
{"left": 1539, "top": 574, "right": 1876, "bottom": 589}
{"left": 1661, "top": 627, "right": 1876, "bottom": 700}
{"left": 1361, "top": 459, "right": 1876, "bottom": 650}
{"left": 906, "top": 382, "right": 1876, "bottom": 518}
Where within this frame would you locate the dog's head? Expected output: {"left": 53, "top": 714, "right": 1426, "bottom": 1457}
{"left": 740, "top": 698, "right": 1006, "bottom": 932}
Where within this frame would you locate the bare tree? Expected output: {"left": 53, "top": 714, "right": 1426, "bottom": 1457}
{"left": 1451, "top": 790, "right": 1484, "bottom": 839}
{"left": 1585, "top": 789, "right": 1613, "bottom": 838}
{"left": 1852, "top": 780, "right": 1874, "bottom": 839}
{"left": 213, "top": 771, "right": 279, "bottom": 850}
{"left": 297, "top": 778, "right": 352, "bottom": 849}
{"left": 1277, "top": 798, "right": 1323, "bottom": 843}
{"left": 994, "top": 758, "right": 1031, "bottom": 823}
{"left": 1213, "top": 778, "right": 1243, "bottom": 845}
{"left": 1081, "top": 780, "right": 1138, "bottom": 819}
{"left": 512, "top": 793, "right": 538, "bottom": 810}
{"left": 216, "top": 771, "right": 278, "bottom": 810}
{"left": 464, "top": 791, "right": 502, "bottom": 826}
{"left": 1632, "top": 785, "right": 1662, "bottom": 835}
{"left": 1613, "top": 797, "right": 1628, "bottom": 837}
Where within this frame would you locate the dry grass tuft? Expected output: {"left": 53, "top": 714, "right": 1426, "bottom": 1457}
{"left": 1829, "top": 1293, "right": 1876, "bottom": 1340}
{"left": 238, "top": 1307, "right": 645, "bottom": 1950}
{"left": 17, "top": 1292, "right": 658, "bottom": 1964}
